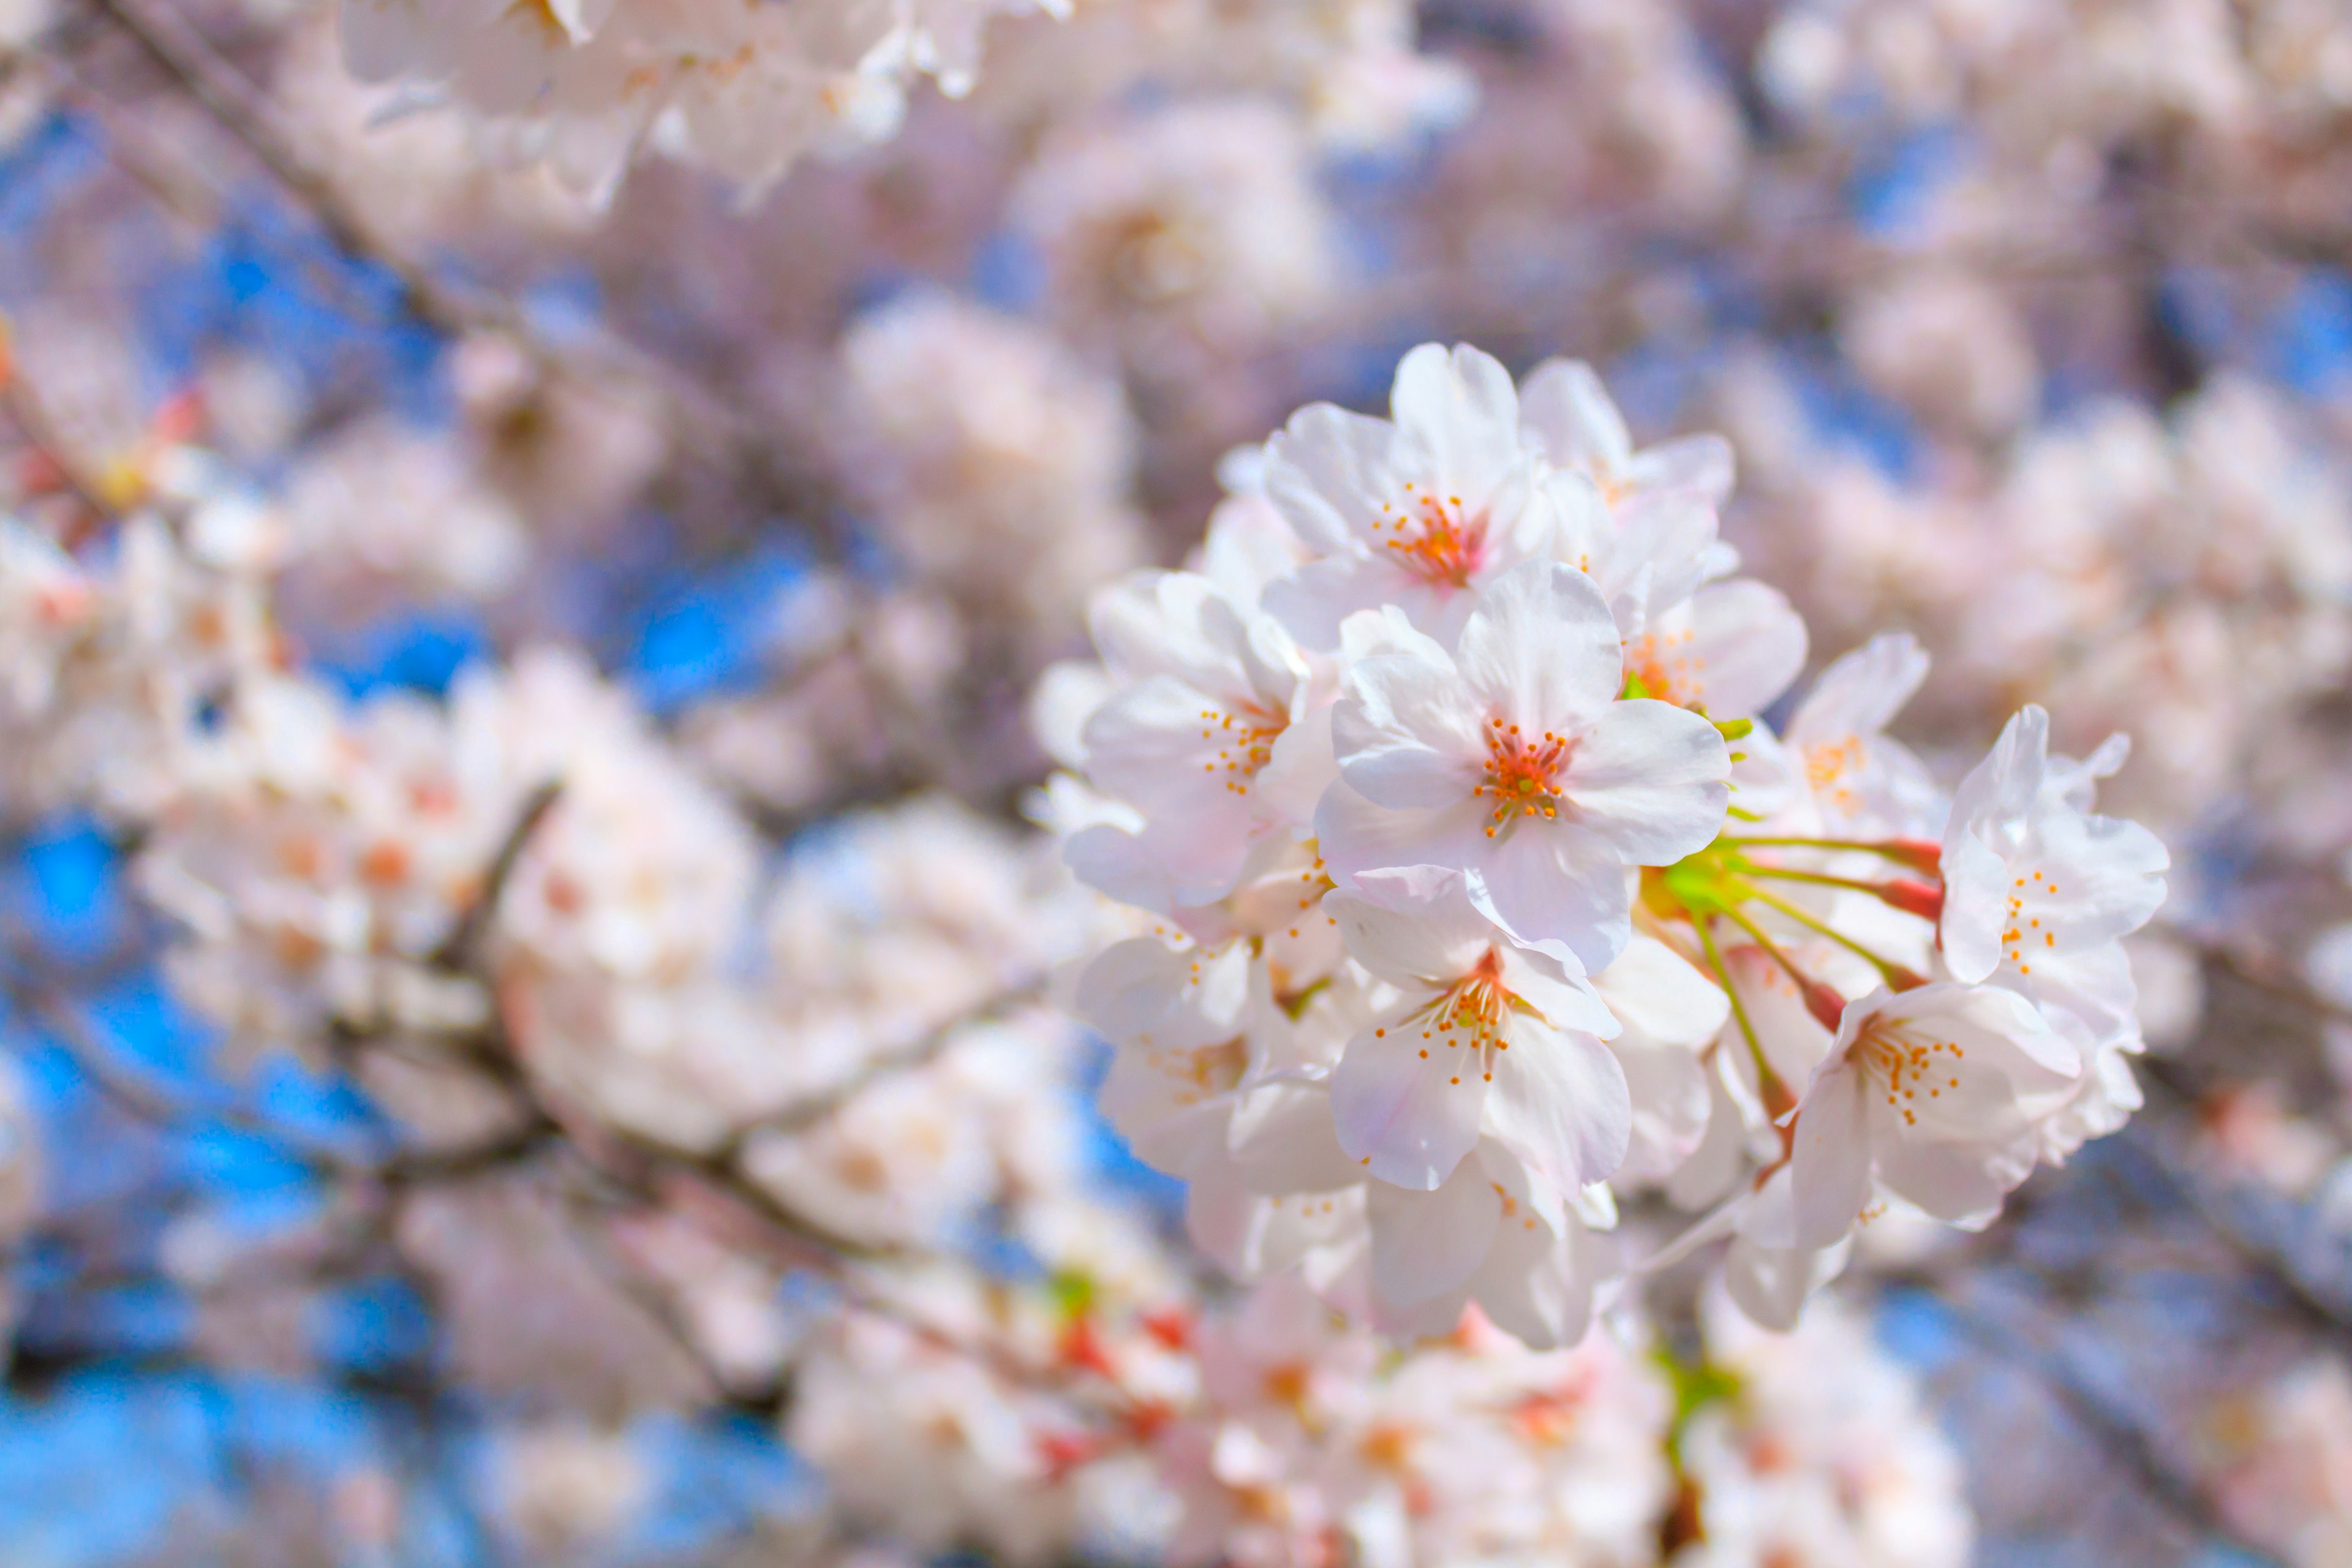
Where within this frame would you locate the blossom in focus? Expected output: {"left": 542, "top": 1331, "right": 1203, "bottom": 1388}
{"left": 1318, "top": 557, "right": 1730, "bottom": 969}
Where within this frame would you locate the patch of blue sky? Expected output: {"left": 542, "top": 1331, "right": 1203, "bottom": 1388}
{"left": 628, "top": 542, "right": 812, "bottom": 714}
{"left": 1783, "top": 346, "right": 1924, "bottom": 481}
{"left": 23, "top": 1280, "right": 194, "bottom": 1360}
{"left": 77, "top": 972, "right": 219, "bottom": 1084}
{"left": 1871, "top": 1285, "right": 1966, "bottom": 1375}
{"left": 6, "top": 815, "right": 124, "bottom": 964}
{"left": 251, "top": 1054, "right": 393, "bottom": 1158}
{"left": 966, "top": 1203, "right": 1049, "bottom": 1284}
{"left": 311, "top": 1277, "right": 435, "bottom": 1375}
{"left": 970, "top": 230, "right": 1047, "bottom": 314}
{"left": 312, "top": 605, "right": 494, "bottom": 699}
{"left": 1845, "top": 123, "right": 1969, "bottom": 243}
{"left": 217, "top": 1373, "right": 386, "bottom": 1474}
{"left": 2267, "top": 266, "right": 2352, "bottom": 397}
{"left": 622, "top": 1411, "right": 820, "bottom": 1559}
{"left": 1068, "top": 1039, "right": 1186, "bottom": 1221}
{"left": 2157, "top": 265, "right": 2239, "bottom": 369}
{"left": 0, "top": 1370, "right": 226, "bottom": 1566}
{"left": 178, "top": 1124, "right": 320, "bottom": 1200}
{"left": 137, "top": 197, "right": 447, "bottom": 425}
{"left": 0, "top": 113, "right": 104, "bottom": 249}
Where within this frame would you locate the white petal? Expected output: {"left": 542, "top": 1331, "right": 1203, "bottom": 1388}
{"left": 1264, "top": 402, "right": 1403, "bottom": 554}
{"left": 1517, "top": 358, "right": 1630, "bottom": 474}
{"left": 1483, "top": 1016, "right": 1632, "bottom": 1194}
{"left": 1452, "top": 560, "right": 1623, "bottom": 737}
{"left": 1333, "top": 650, "right": 1485, "bottom": 810}
{"left": 1330, "top": 1018, "right": 1487, "bottom": 1189}
{"left": 1468, "top": 821, "right": 1632, "bottom": 974}
{"left": 1390, "top": 343, "right": 1522, "bottom": 505}
{"left": 1561, "top": 699, "right": 1730, "bottom": 864}
{"left": 1368, "top": 1159, "right": 1499, "bottom": 1305}
{"left": 1469, "top": 1207, "right": 1605, "bottom": 1349}
{"left": 1790, "top": 1063, "right": 1872, "bottom": 1248}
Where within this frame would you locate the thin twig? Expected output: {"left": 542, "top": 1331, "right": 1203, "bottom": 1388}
{"left": 1881, "top": 1280, "right": 2291, "bottom": 1567}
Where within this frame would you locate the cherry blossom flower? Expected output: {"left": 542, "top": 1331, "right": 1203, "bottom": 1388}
{"left": 1317, "top": 558, "right": 1731, "bottom": 968}
{"left": 1324, "top": 864, "right": 1624, "bottom": 1195}
{"left": 1790, "top": 982, "right": 2078, "bottom": 1246}
{"left": 1260, "top": 344, "right": 1565, "bottom": 647}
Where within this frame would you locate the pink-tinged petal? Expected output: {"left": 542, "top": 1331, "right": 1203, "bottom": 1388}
{"left": 1562, "top": 699, "right": 1731, "bottom": 864}
{"left": 1943, "top": 705, "right": 2050, "bottom": 857}
{"left": 1611, "top": 1035, "right": 1711, "bottom": 1183}
{"left": 1368, "top": 1160, "right": 1499, "bottom": 1305}
{"left": 1667, "top": 1060, "right": 1757, "bottom": 1212}
{"left": 1368, "top": 1280, "right": 1473, "bottom": 1340}
{"left": 1872, "top": 1135, "right": 2016, "bottom": 1229}
{"left": 1327, "top": 865, "right": 1509, "bottom": 982}
{"left": 1453, "top": 560, "right": 1624, "bottom": 736}
{"left": 1065, "top": 822, "right": 1177, "bottom": 911}
{"left": 1072, "top": 937, "right": 1244, "bottom": 1048}
{"left": 1098, "top": 1047, "right": 1237, "bottom": 1174}
{"left": 1493, "top": 946, "right": 1618, "bottom": 1037}
{"left": 1252, "top": 703, "right": 1336, "bottom": 830}
{"left": 1338, "top": 604, "right": 1450, "bottom": 665}
{"left": 1186, "top": 1164, "right": 1363, "bottom": 1279}
{"left": 1931, "top": 981, "right": 2082, "bottom": 1084}
{"left": 1468, "top": 820, "right": 1632, "bottom": 975}
{"left": 1314, "top": 778, "right": 1494, "bottom": 892}
{"left": 1262, "top": 402, "right": 1404, "bottom": 554}
{"left": 1226, "top": 1082, "right": 1365, "bottom": 1193}
{"left": 2030, "top": 810, "right": 2169, "bottom": 947}
{"left": 1517, "top": 358, "right": 1630, "bottom": 474}
{"left": 1333, "top": 652, "right": 1486, "bottom": 810}
{"left": 2027, "top": 941, "right": 2139, "bottom": 1048}
{"left": 1597, "top": 935, "right": 1728, "bottom": 1046}
{"left": 1469, "top": 1208, "right": 1607, "bottom": 1350}
{"left": 1330, "top": 1017, "right": 1487, "bottom": 1189}
{"left": 1790, "top": 1063, "right": 1872, "bottom": 1249}
{"left": 1602, "top": 491, "right": 1720, "bottom": 630}
{"left": 1627, "top": 433, "right": 1735, "bottom": 506}
{"left": 1483, "top": 1014, "right": 1632, "bottom": 1194}
{"left": 1791, "top": 632, "right": 1931, "bottom": 752}
{"left": 1938, "top": 833, "right": 2012, "bottom": 983}
{"left": 1724, "top": 1229, "right": 1849, "bottom": 1332}
{"left": 1389, "top": 344, "right": 1521, "bottom": 503}
{"left": 1678, "top": 580, "right": 1809, "bottom": 718}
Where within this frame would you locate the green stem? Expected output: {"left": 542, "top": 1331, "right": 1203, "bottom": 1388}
{"left": 1744, "top": 885, "right": 1911, "bottom": 987}
{"left": 1694, "top": 913, "right": 1773, "bottom": 1097}
{"left": 1732, "top": 862, "right": 1887, "bottom": 897}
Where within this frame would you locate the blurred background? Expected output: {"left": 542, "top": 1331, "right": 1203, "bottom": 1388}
{"left": 0, "top": 0, "right": 2350, "bottom": 1563}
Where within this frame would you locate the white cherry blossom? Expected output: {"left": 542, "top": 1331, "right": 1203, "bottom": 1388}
{"left": 1260, "top": 344, "right": 1564, "bottom": 647}
{"left": 1317, "top": 557, "right": 1731, "bottom": 969}
{"left": 1324, "top": 864, "right": 1624, "bottom": 1195}
{"left": 1790, "top": 982, "right": 2078, "bottom": 1246}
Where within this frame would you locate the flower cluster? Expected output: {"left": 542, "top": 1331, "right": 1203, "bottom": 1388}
{"left": 1047, "top": 343, "right": 2171, "bottom": 1341}
{"left": 333, "top": 0, "right": 1467, "bottom": 202}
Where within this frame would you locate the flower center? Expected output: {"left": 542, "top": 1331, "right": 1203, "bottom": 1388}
{"left": 1623, "top": 626, "right": 1702, "bottom": 708}
{"left": 1147, "top": 1036, "right": 1248, "bottom": 1107}
{"left": 1370, "top": 483, "right": 1488, "bottom": 589}
{"left": 1855, "top": 1020, "right": 1966, "bottom": 1128}
{"left": 1803, "top": 736, "right": 1866, "bottom": 818}
{"left": 1381, "top": 949, "right": 1517, "bottom": 1085}
{"left": 1999, "top": 869, "right": 2060, "bottom": 976}
{"left": 1473, "top": 717, "right": 1567, "bottom": 837}
{"left": 1196, "top": 701, "right": 1287, "bottom": 796}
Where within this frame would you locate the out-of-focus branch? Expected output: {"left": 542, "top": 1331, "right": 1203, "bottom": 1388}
{"left": 78, "top": 0, "right": 854, "bottom": 560}
{"left": 718, "top": 973, "right": 1050, "bottom": 1155}
{"left": 1880, "top": 1280, "right": 2291, "bottom": 1568}
{"left": 431, "top": 779, "right": 563, "bottom": 973}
